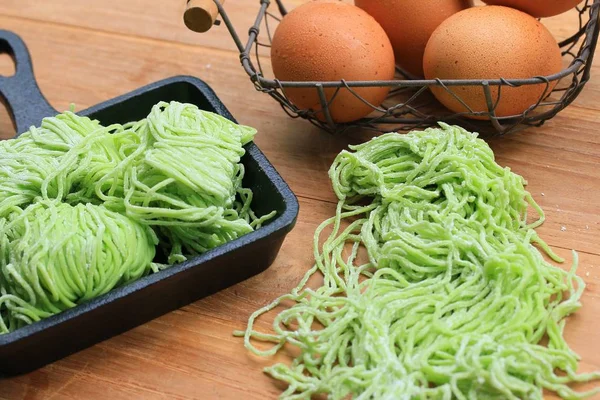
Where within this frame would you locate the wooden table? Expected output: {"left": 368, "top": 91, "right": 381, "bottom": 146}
{"left": 0, "top": 1, "right": 599, "bottom": 399}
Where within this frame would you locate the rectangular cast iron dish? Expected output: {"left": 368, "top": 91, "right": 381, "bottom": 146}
{"left": 0, "top": 30, "right": 299, "bottom": 375}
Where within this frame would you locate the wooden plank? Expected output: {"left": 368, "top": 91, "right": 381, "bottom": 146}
{"left": 0, "top": 0, "right": 255, "bottom": 51}
{"left": 2, "top": 196, "right": 599, "bottom": 400}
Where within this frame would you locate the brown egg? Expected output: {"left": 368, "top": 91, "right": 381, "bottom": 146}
{"left": 423, "top": 6, "right": 563, "bottom": 119}
{"left": 481, "top": 0, "right": 583, "bottom": 18}
{"left": 270, "top": 0, "right": 396, "bottom": 123}
{"left": 355, "top": 0, "right": 472, "bottom": 78}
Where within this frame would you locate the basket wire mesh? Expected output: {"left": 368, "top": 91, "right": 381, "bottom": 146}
{"left": 212, "top": 0, "right": 600, "bottom": 135}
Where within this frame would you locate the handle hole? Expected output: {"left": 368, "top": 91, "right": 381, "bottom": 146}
{"left": 0, "top": 53, "right": 15, "bottom": 77}
{"left": 0, "top": 99, "right": 17, "bottom": 140}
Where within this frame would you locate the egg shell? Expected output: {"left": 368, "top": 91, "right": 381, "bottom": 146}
{"left": 355, "top": 0, "right": 472, "bottom": 77}
{"left": 481, "top": 0, "right": 583, "bottom": 18}
{"left": 270, "top": 0, "right": 396, "bottom": 123}
{"left": 423, "top": 5, "right": 563, "bottom": 119}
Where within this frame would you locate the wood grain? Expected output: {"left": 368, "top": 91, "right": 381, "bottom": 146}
{"left": 0, "top": 1, "right": 599, "bottom": 399}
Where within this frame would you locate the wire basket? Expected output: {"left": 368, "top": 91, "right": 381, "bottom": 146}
{"left": 204, "top": 0, "right": 600, "bottom": 135}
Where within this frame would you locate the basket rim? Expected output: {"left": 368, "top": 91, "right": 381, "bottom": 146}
{"left": 250, "top": 60, "right": 583, "bottom": 89}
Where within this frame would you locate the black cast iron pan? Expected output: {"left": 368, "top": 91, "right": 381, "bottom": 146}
{"left": 0, "top": 29, "right": 299, "bottom": 375}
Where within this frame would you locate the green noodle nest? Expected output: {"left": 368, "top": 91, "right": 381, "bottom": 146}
{"left": 238, "top": 124, "right": 599, "bottom": 400}
{"left": 0, "top": 101, "right": 273, "bottom": 334}
{"left": 0, "top": 201, "right": 156, "bottom": 332}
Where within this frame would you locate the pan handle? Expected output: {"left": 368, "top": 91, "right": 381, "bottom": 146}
{"left": 0, "top": 30, "right": 57, "bottom": 137}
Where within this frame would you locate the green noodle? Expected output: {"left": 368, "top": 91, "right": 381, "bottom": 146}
{"left": 0, "top": 101, "right": 273, "bottom": 333}
{"left": 121, "top": 102, "right": 272, "bottom": 262}
{"left": 0, "top": 201, "right": 156, "bottom": 333}
{"left": 237, "top": 124, "right": 599, "bottom": 399}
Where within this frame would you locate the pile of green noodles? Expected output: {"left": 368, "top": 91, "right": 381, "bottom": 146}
{"left": 238, "top": 124, "right": 599, "bottom": 399}
{"left": 0, "top": 101, "right": 273, "bottom": 333}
